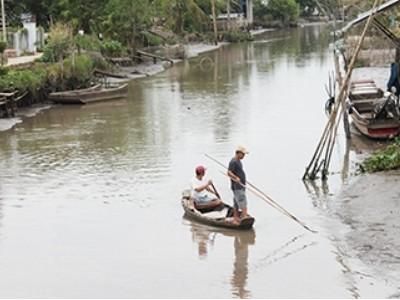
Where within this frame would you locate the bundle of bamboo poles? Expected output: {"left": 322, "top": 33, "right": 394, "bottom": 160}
{"left": 303, "top": 0, "right": 381, "bottom": 181}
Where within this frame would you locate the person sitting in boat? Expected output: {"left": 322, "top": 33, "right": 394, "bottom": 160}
{"left": 190, "top": 165, "right": 222, "bottom": 209}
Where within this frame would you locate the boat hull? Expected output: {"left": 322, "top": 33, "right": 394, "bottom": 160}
{"left": 350, "top": 107, "right": 400, "bottom": 139}
{"left": 348, "top": 80, "right": 400, "bottom": 139}
{"left": 181, "top": 197, "right": 255, "bottom": 230}
{"left": 49, "top": 84, "right": 128, "bottom": 104}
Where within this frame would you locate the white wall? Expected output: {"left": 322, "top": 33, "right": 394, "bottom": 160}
{"left": 22, "top": 21, "right": 37, "bottom": 53}
{"left": 12, "top": 22, "right": 44, "bottom": 56}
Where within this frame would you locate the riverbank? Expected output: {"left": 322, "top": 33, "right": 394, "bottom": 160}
{"left": 329, "top": 171, "right": 400, "bottom": 298}
{"left": 0, "top": 41, "right": 231, "bottom": 131}
{"left": 108, "top": 29, "right": 273, "bottom": 83}
{"left": 0, "top": 27, "right": 276, "bottom": 131}
{"left": 323, "top": 63, "right": 400, "bottom": 297}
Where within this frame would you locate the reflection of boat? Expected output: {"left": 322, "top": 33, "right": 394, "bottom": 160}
{"left": 49, "top": 83, "right": 129, "bottom": 104}
{"left": 186, "top": 219, "right": 255, "bottom": 298}
{"left": 181, "top": 190, "right": 255, "bottom": 230}
{"left": 347, "top": 80, "right": 400, "bottom": 139}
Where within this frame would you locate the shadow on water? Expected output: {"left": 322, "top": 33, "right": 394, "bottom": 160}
{"left": 184, "top": 217, "right": 255, "bottom": 299}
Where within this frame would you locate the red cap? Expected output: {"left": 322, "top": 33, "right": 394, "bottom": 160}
{"left": 195, "top": 165, "right": 206, "bottom": 174}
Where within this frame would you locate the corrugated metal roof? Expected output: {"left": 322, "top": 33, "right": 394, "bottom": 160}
{"left": 339, "top": 0, "right": 400, "bottom": 33}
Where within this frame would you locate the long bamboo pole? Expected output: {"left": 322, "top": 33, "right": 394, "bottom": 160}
{"left": 205, "top": 154, "right": 317, "bottom": 233}
{"left": 322, "top": 0, "right": 381, "bottom": 176}
{"left": 304, "top": 0, "right": 381, "bottom": 180}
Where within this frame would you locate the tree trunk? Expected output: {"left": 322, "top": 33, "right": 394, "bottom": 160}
{"left": 227, "top": 0, "right": 231, "bottom": 31}
{"left": 211, "top": 0, "right": 218, "bottom": 45}
{"left": 60, "top": 55, "right": 64, "bottom": 90}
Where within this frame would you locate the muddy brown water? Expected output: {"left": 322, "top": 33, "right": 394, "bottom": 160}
{"left": 0, "top": 26, "right": 398, "bottom": 298}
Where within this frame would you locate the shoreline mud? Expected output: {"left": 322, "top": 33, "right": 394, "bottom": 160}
{"left": 329, "top": 171, "right": 400, "bottom": 298}
{"left": 323, "top": 63, "right": 400, "bottom": 297}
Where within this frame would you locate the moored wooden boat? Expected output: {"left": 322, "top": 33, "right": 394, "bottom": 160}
{"left": 348, "top": 80, "right": 400, "bottom": 139}
{"left": 181, "top": 190, "right": 255, "bottom": 230}
{"left": 49, "top": 83, "right": 128, "bottom": 104}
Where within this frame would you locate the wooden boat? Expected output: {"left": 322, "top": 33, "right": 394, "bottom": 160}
{"left": 348, "top": 79, "right": 400, "bottom": 139}
{"left": 49, "top": 83, "right": 128, "bottom": 104}
{"left": 181, "top": 190, "right": 255, "bottom": 230}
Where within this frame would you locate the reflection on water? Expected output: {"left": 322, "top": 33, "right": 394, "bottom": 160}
{"left": 188, "top": 219, "right": 255, "bottom": 299}
{"left": 231, "top": 229, "right": 255, "bottom": 299}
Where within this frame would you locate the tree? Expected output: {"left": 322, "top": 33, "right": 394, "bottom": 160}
{"left": 57, "top": 0, "right": 108, "bottom": 33}
{"left": 296, "top": 0, "right": 318, "bottom": 16}
{"left": 268, "top": 0, "right": 300, "bottom": 25}
{"left": 155, "top": 0, "right": 210, "bottom": 34}
{"left": 102, "top": 0, "right": 153, "bottom": 52}
{"left": 253, "top": 0, "right": 269, "bottom": 19}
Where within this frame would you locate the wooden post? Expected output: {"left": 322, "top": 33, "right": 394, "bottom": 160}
{"left": 211, "top": 0, "right": 218, "bottom": 45}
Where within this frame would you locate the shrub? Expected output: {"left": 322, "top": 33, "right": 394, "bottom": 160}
{"left": 0, "top": 65, "right": 47, "bottom": 95}
{"left": 0, "top": 66, "right": 8, "bottom": 76}
{"left": 360, "top": 137, "right": 400, "bottom": 172}
{"left": 222, "top": 31, "right": 254, "bottom": 43}
{"left": 100, "top": 40, "right": 127, "bottom": 58}
{"left": 141, "top": 31, "right": 164, "bottom": 47}
{"left": 40, "top": 23, "right": 73, "bottom": 63}
{"left": 47, "top": 54, "right": 95, "bottom": 90}
{"left": 75, "top": 34, "right": 102, "bottom": 52}
{"left": 0, "top": 41, "right": 7, "bottom": 54}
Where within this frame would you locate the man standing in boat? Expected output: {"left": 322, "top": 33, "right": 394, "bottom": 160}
{"left": 190, "top": 166, "right": 222, "bottom": 208}
{"left": 228, "top": 146, "right": 249, "bottom": 224}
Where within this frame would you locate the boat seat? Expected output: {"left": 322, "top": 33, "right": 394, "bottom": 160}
{"left": 196, "top": 203, "right": 225, "bottom": 213}
{"left": 201, "top": 207, "right": 230, "bottom": 219}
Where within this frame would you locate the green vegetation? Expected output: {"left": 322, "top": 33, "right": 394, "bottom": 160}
{"left": 47, "top": 54, "right": 95, "bottom": 90}
{"left": 75, "top": 35, "right": 102, "bottom": 53}
{"left": 360, "top": 138, "right": 400, "bottom": 173}
{"left": 267, "top": 0, "right": 300, "bottom": 25}
{"left": 0, "top": 66, "right": 47, "bottom": 95}
{"left": 222, "top": 31, "right": 254, "bottom": 42}
{"left": 100, "top": 40, "right": 127, "bottom": 58}
{"left": 40, "top": 23, "right": 73, "bottom": 63}
{"left": 0, "top": 41, "right": 7, "bottom": 66}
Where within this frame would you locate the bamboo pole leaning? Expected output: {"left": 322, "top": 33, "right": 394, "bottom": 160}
{"left": 303, "top": 0, "right": 381, "bottom": 181}
{"left": 205, "top": 154, "right": 317, "bottom": 233}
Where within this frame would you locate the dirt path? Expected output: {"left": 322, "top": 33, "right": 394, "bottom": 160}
{"left": 7, "top": 53, "right": 43, "bottom": 66}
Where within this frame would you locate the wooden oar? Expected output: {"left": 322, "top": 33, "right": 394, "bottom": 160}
{"left": 210, "top": 182, "right": 221, "bottom": 199}
{"left": 205, "top": 154, "right": 317, "bottom": 233}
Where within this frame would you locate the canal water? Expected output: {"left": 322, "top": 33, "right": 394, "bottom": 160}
{"left": 0, "top": 25, "right": 393, "bottom": 298}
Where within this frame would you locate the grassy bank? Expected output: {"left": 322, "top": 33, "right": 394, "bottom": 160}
{"left": 360, "top": 137, "right": 400, "bottom": 173}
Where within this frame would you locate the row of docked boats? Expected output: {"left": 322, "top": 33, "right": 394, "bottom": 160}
{"left": 347, "top": 79, "right": 400, "bottom": 139}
